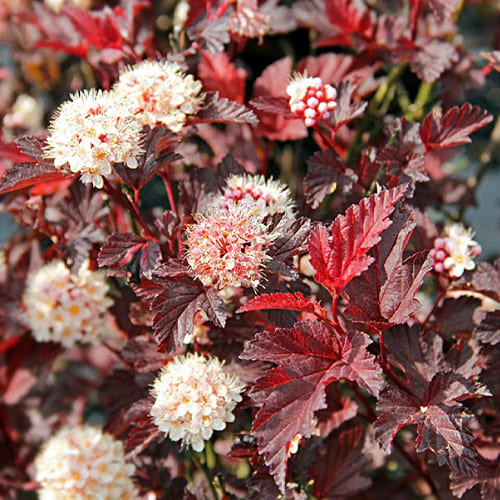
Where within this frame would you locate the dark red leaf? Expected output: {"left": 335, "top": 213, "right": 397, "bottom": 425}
{"left": 309, "top": 184, "right": 407, "bottom": 296}
{"left": 474, "top": 310, "right": 500, "bottom": 346}
{"left": 394, "top": 38, "right": 459, "bottom": 83}
{"left": 420, "top": 103, "right": 493, "bottom": 152}
{"left": 374, "top": 327, "right": 485, "bottom": 475}
{"left": 450, "top": 457, "right": 500, "bottom": 500}
{"left": 324, "top": 0, "right": 374, "bottom": 39}
{"left": 310, "top": 426, "right": 371, "bottom": 499}
{"left": 113, "top": 127, "right": 181, "bottom": 190}
{"left": 304, "top": 149, "right": 358, "bottom": 209}
{"left": 237, "top": 292, "right": 327, "bottom": 320}
{"left": 98, "top": 233, "right": 146, "bottom": 269}
{"left": 241, "top": 320, "right": 382, "bottom": 491}
{"left": 0, "top": 136, "right": 72, "bottom": 195}
{"left": 138, "top": 276, "right": 227, "bottom": 348}
{"left": 344, "top": 210, "right": 433, "bottom": 332}
{"left": 332, "top": 80, "right": 368, "bottom": 130}
{"left": 249, "top": 96, "right": 295, "bottom": 119}
{"left": 198, "top": 50, "right": 247, "bottom": 103}
{"left": 198, "top": 91, "right": 258, "bottom": 124}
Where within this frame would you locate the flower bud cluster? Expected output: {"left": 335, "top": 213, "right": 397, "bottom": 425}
{"left": 150, "top": 352, "right": 244, "bottom": 452}
{"left": 430, "top": 223, "right": 481, "bottom": 278}
{"left": 286, "top": 74, "right": 337, "bottom": 127}
{"left": 34, "top": 425, "right": 137, "bottom": 500}
{"left": 23, "top": 260, "right": 112, "bottom": 347}
{"left": 44, "top": 60, "right": 203, "bottom": 188}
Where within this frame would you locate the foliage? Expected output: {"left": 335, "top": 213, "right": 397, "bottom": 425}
{"left": 0, "top": 0, "right": 499, "bottom": 498}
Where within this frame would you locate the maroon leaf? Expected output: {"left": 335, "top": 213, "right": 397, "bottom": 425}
{"left": 237, "top": 292, "right": 327, "bottom": 319}
{"left": 332, "top": 80, "right": 368, "bottom": 129}
{"left": 450, "top": 457, "right": 500, "bottom": 500}
{"left": 310, "top": 426, "right": 371, "bottom": 499}
{"left": 344, "top": 210, "right": 433, "bottom": 332}
{"left": 474, "top": 310, "right": 500, "bottom": 346}
{"left": 249, "top": 96, "right": 295, "bottom": 119}
{"left": 137, "top": 276, "right": 227, "bottom": 348}
{"left": 188, "top": 17, "right": 230, "bottom": 53}
{"left": 309, "top": 184, "right": 407, "bottom": 296}
{"left": 198, "top": 91, "right": 258, "bottom": 124}
{"left": 241, "top": 320, "right": 383, "bottom": 491}
{"left": 98, "top": 233, "right": 146, "bottom": 269}
{"left": 304, "top": 149, "right": 358, "bottom": 209}
{"left": 324, "top": 0, "right": 374, "bottom": 39}
{"left": 0, "top": 136, "right": 72, "bottom": 194}
{"left": 395, "top": 38, "right": 458, "bottom": 83}
{"left": 431, "top": 297, "right": 481, "bottom": 339}
{"left": 420, "top": 103, "right": 493, "bottom": 152}
{"left": 113, "top": 127, "right": 181, "bottom": 190}
{"left": 374, "top": 327, "right": 484, "bottom": 475}
{"left": 198, "top": 50, "right": 247, "bottom": 103}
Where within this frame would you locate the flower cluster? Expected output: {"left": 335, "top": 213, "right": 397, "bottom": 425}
{"left": 186, "top": 204, "right": 274, "bottom": 291}
{"left": 113, "top": 60, "right": 204, "bottom": 133}
{"left": 150, "top": 353, "right": 244, "bottom": 452}
{"left": 214, "top": 174, "right": 295, "bottom": 220}
{"left": 44, "top": 89, "right": 142, "bottom": 189}
{"left": 44, "top": 61, "right": 203, "bottom": 188}
{"left": 34, "top": 425, "right": 137, "bottom": 500}
{"left": 23, "top": 260, "right": 112, "bottom": 347}
{"left": 286, "top": 74, "right": 337, "bottom": 127}
{"left": 430, "top": 223, "right": 482, "bottom": 278}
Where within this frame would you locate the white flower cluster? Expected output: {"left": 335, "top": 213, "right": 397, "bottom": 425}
{"left": 150, "top": 352, "right": 244, "bottom": 452}
{"left": 214, "top": 174, "right": 295, "bottom": 220}
{"left": 34, "top": 425, "right": 137, "bottom": 500}
{"left": 44, "top": 60, "right": 203, "bottom": 188}
{"left": 44, "top": 89, "right": 142, "bottom": 189}
{"left": 113, "top": 60, "right": 204, "bottom": 133}
{"left": 430, "top": 223, "right": 482, "bottom": 278}
{"left": 23, "top": 260, "right": 112, "bottom": 347}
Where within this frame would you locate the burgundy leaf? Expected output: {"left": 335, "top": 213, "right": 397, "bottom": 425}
{"left": 324, "top": 0, "right": 373, "bottom": 39}
{"left": 309, "top": 184, "right": 407, "bottom": 296}
{"left": 241, "top": 320, "right": 383, "bottom": 491}
{"left": 420, "top": 103, "right": 493, "bottom": 152}
{"left": 138, "top": 276, "right": 227, "bottom": 348}
{"left": 344, "top": 209, "right": 432, "bottom": 331}
{"left": 187, "top": 17, "right": 230, "bottom": 53}
{"left": 198, "top": 91, "right": 258, "bottom": 124}
{"left": 332, "top": 80, "right": 368, "bottom": 129}
{"left": 198, "top": 50, "right": 247, "bottom": 103}
{"left": 304, "top": 149, "right": 358, "bottom": 209}
{"left": 249, "top": 96, "right": 295, "bottom": 119}
{"left": 395, "top": 38, "right": 458, "bottom": 83}
{"left": 113, "top": 127, "right": 181, "bottom": 190}
{"left": 310, "top": 426, "right": 371, "bottom": 499}
{"left": 474, "top": 310, "right": 500, "bottom": 346}
{"left": 237, "top": 292, "right": 327, "bottom": 319}
{"left": 98, "top": 233, "right": 146, "bottom": 269}
{"left": 374, "top": 327, "right": 483, "bottom": 474}
{"left": 450, "top": 457, "right": 500, "bottom": 500}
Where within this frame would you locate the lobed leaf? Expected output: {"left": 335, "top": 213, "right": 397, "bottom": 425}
{"left": 420, "top": 103, "right": 493, "bottom": 152}
{"left": 241, "top": 320, "right": 382, "bottom": 491}
{"left": 198, "top": 91, "right": 259, "bottom": 125}
{"left": 309, "top": 184, "right": 407, "bottom": 296}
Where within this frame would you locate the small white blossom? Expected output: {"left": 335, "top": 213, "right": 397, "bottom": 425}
{"left": 44, "top": 89, "right": 142, "bottom": 189}
{"left": 44, "top": 0, "right": 92, "bottom": 13}
{"left": 213, "top": 174, "right": 295, "bottom": 220}
{"left": 113, "top": 60, "right": 204, "bottom": 133}
{"left": 150, "top": 353, "right": 245, "bottom": 452}
{"left": 34, "top": 425, "right": 137, "bottom": 500}
{"left": 3, "top": 94, "right": 44, "bottom": 131}
{"left": 23, "top": 260, "right": 113, "bottom": 348}
{"left": 430, "top": 223, "right": 481, "bottom": 278}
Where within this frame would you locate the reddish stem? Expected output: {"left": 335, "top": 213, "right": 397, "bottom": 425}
{"left": 161, "top": 169, "right": 178, "bottom": 216}
{"left": 409, "top": 0, "right": 423, "bottom": 41}
{"left": 214, "top": 0, "right": 234, "bottom": 18}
